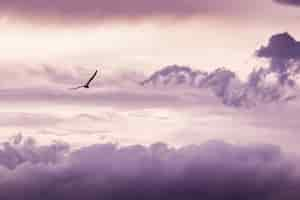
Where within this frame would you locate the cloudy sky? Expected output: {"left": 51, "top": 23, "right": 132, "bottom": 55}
{"left": 0, "top": 0, "right": 300, "bottom": 75}
{"left": 2, "top": 1, "right": 300, "bottom": 199}
{"left": 0, "top": 0, "right": 300, "bottom": 150}
{"left": 0, "top": 0, "right": 300, "bottom": 155}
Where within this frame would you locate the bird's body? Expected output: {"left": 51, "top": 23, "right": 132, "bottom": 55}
{"left": 70, "top": 70, "right": 98, "bottom": 90}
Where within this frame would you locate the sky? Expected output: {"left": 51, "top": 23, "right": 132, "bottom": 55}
{"left": 2, "top": 1, "right": 300, "bottom": 199}
{"left": 0, "top": 0, "right": 300, "bottom": 76}
{"left": 1, "top": 0, "right": 300, "bottom": 162}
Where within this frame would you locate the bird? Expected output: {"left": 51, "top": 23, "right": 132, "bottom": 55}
{"left": 70, "top": 70, "right": 98, "bottom": 90}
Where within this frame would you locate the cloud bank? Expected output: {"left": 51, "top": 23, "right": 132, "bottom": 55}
{"left": 0, "top": 0, "right": 254, "bottom": 23}
{"left": 0, "top": 137, "right": 300, "bottom": 200}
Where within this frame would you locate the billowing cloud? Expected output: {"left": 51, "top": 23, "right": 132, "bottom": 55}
{"left": 0, "top": 135, "right": 69, "bottom": 169}
{"left": 0, "top": 0, "right": 256, "bottom": 23}
{"left": 0, "top": 137, "right": 299, "bottom": 199}
{"left": 256, "top": 32, "right": 300, "bottom": 60}
{"left": 256, "top": 32, "right": 300, "bottom": 84}
{"left": 274, "top": 0, "right": 300, "bottom": 6}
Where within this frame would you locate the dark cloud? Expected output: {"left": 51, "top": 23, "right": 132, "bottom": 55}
{"left": 0, "top": 0, "right": 245, "bottom": 23}
{"left": 256, "top": 33, "right": 300, "bottom": 85}
{"left": 274, "top": 0, "right": 300, "bottom": 6}
{"left": 0, "top": 137, "right": 300, "bottom": 199}
{"left": 256, "top": 32, "right": 300, "bottom": 60}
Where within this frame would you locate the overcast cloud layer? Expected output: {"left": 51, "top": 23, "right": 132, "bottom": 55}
{"left": 1, "top": 1, "right": 300, "bottom": 199}
{"left": 0, "top": 0, "right": 269, "bottom": 23}
{"left": 0, "top": 137, "right": 300, "bottom": 200}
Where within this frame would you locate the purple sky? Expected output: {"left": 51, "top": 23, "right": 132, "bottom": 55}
{"left": 0, "top": 0, "right": 299, "bottom": 76}
{"left": 1, "top": 1, "right": 300, "bottom": 199}
{"left": 0, "top": 0, "right": 299, "bottom": 146}
{"left": 1, "top": 138, "right": 300, "bottom": 200}
{"left": 0, "top": 0, "right": 299, "bottom": 150}
{"left": 0, "top": 0, "right": 273, "bottom": 22}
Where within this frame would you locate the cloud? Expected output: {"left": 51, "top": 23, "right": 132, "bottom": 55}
{"left": 256, "top": 32, "right": 300, "bottom": 60}
{"left": 0, "top": 113, "right": 61, "bottom": 127}
{"left": 7, "top": 65, "right": 144, "bottom": 89}
{"left": 0, "top": 64, "right": 222, "bottom": 110}
{"left": 23, "top": 65, "right": 92, "bottom": 86}
{"left": 274, "top": 0, "right": 300, "bottom": 6}
{"left": 0, "top": 137, "right": 300, "bottom": 199}
{"left": 0, "top": 65, "right": 220, "bottom": 108}
{"left": 0, "top": 135, "right": 69, "bottom": 170}
{"left": 39, "top": 65, "right": 80, "bottom": 85}
{"left": 0, "top": 0, "right": 254, "bottom": 23}
{"left": 0, "top": 87, "right": 190, "bottom": 108}
{"left": 256, "top": 32, "right": 300, "bottom": 81}
{"left": 34, "top": 65, "right": 146, "bottom": 87}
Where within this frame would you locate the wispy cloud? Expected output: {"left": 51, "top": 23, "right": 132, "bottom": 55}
{"left": 0, "top": 112, "right": 61, "bottom": 127}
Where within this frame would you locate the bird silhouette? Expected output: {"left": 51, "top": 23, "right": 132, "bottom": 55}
{"left": 70, "top": 70, "right": 98, "bottom": 90}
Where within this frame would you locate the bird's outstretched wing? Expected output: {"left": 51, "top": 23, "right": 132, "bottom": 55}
{"left": 85, "top": 70, "right": 98, "bottom": 86}
{"left": 69, "top": 85, "right": 84, "bottom": 90}
{"left": 69, "top": 69, "right": 99, "bottom": 90}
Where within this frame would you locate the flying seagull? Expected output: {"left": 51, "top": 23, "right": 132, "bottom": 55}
{"left": 70, "top": 70, "right": 98, "bottom": 90}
